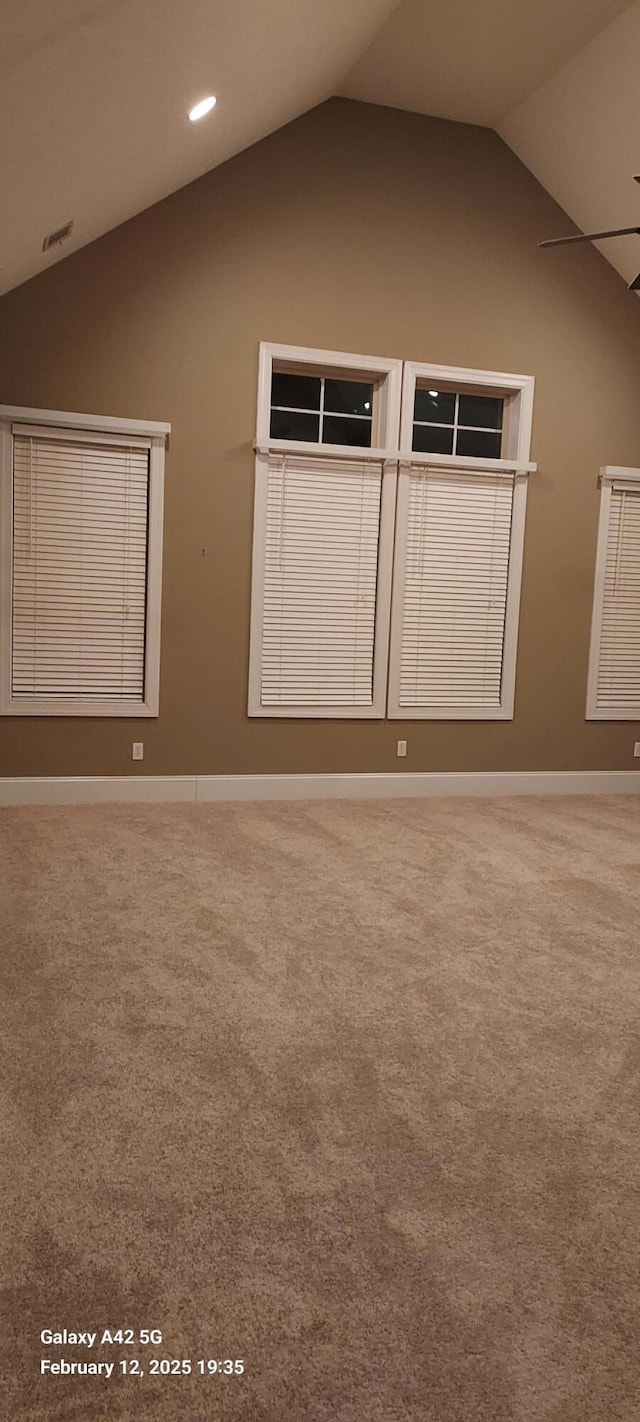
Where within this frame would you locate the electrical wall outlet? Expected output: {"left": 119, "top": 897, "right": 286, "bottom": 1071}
{"left": 397, "top": 740, "right": 407, "bottom": 758}
{"left": 132, "top": 742, "right": 144, "bottom": 761}
{"left": 634, "top": 743, "right": 640, "bottom": 758}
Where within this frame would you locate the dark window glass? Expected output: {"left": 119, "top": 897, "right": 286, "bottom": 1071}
{"left": 271, "top": 372, "right": 321, "bottom": 411}
{"left": 458, "top": 394, "right": 503, "bottom": 430}
{"left": 414, "top": 388, "right": 456, "bottom": 425}
{"left": 324, "top": 379, "right": 373, "bottom": 416}
{"left": 270, "top": 409, "right": 320, "bottom": 441}
{"left": 456, "top": 428, "right": 502, "bottom": 459}
{"left": 412, "top": 424, "right": 454, "bottom": 455}
{"left": 323, "top": 415, "right": 372, "bottom": 447}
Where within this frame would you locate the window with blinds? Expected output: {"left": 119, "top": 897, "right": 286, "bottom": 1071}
{"left": 0, "top": 408, "right": 168, "bottom": 716}
{"left": 249, "top": 345, "right": 534, "bottom": 721}
{"left": 12, "top": 432, "right": 149, "bottom": 702}
{"left": 249, "top": 452, "right": 390, "bottom": 715}
{"left": 587, "top": 472, "right": 640, "bottom": 719}
{"left": 387, "top": 467, "right": 518, "bottom": 718}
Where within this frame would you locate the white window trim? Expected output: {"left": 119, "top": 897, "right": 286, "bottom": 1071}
{"left": 249, "top": 344, "right": 403, "bottom": 718}
{"left": 256, "top": 341, "right": 403, "bottom": 457}
{"left": 586, "top": 465, "right": 640, "bottom": 721}
{"left": 255, "top": 439, "right": 398, "bottom": 463}
{"left": 0, "top": 404, "right": 169, "bottom": 718}
{"left": 399, "top": 362, "right": 536, "bottom": 471}
{"left": 388, "top": 362, "right": 536, "bottom": 720}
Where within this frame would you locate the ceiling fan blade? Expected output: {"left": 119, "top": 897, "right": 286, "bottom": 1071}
{"left": 539, "top": 226, "right": 640, "bottom": 248}
{"left": 628, "top": 271, "right": 640, "bottom": 291}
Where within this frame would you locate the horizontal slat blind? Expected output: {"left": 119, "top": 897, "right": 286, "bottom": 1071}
{"left": 12, "top": 433, "right": 149, "bottom": 700}
{"left": 394, "top": 466, "right": 514, "bottom": 711}
{"left": 260, "top": 453, "right": 382, "bottom": 707}
{"left": 593, "top": 485, "right": 640, "bottom": 713}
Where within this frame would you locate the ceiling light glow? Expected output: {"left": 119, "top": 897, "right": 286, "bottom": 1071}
{"left": 189, "top": 96, "right": 217, "bottom": 122}
{"left": 428, "top": 389, "right": 439, "bottom": 397}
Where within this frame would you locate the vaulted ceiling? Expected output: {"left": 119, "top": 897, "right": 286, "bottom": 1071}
{"left": 1, "top": 0, "right": 639, "bottom": 298}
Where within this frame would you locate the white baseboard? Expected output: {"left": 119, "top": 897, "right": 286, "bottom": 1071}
{"left": 1, "top": 769, "right": 640, "bottom": 806}
{"left": 0, "top": 776, "right": 195, "bottom": 806}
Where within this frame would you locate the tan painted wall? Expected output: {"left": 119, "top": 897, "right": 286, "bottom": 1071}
{"left": 1, "top": 98, "right": 639, "bottom": 779}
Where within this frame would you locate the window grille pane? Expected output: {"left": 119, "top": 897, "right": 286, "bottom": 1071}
{"left": 323, "top": 415, "right": 372, "bottom": 447}
{"left": 414, "top": 389, "right": 456, "bottom": 424}
{"left": 458, "top": 394, "right": 503, "bottom": 430}
{"left": 270, "top": 409, "right": 320, "bottom": 442}
{"left": 271, "top": 372, "right": 321, "bottom": 410}
{"left": 412, "top": 424, "right": 454, "bottom": 455}
{"left": 456, "top": 428, "right": 502, "bottom": 459}
{"left": 324, "top": 379, "right": 373, "bottom": 416}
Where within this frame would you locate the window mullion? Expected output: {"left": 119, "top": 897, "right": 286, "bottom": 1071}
{"left": 453, "top": 392, "right": 460, "bottom": 456}
{"left": 318, "top": 376, "right": 326, "bottom": 444}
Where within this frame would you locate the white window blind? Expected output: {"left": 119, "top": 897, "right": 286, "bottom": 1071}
{"left": 11, "top": 431, "right": 150, "bottom": 702}
{"left": 588, "top": 482, "right": 640, "bottom": 717}
{"left": 389, "top": 466, "right": 515, "bottom": 716}
{"left": 255, "top": 452, "right": 383, "bottom": 711}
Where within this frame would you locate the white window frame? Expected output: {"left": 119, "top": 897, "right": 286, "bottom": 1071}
{"left": 586, "top": 465, "right": 640, "bottom": 720}
{"left": 249, "top": 343, "right": 403, "bottom": 718}
{"left": 0, "top": 404, "right": 170, "bottom": 717}
{"left": 388, "top": 362, "right": 536, "bottom": 720}
{"left": 255, "top": 341, "right": 403, "bottom": 462}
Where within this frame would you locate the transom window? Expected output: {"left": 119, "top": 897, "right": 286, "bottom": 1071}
{"left": 270, "top": 371, "right": 374, "bottom": 448}
{"left": 412, "top": 387, "right": 504, "bottom": 460}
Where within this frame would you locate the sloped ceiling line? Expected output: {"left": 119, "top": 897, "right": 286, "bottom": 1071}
{"left": 1, "top": 0, "right": 639, "bottom": 296}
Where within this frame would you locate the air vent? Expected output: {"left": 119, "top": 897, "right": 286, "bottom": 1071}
{"left": 42, "top": 221, "right": 74, "bottom": 253}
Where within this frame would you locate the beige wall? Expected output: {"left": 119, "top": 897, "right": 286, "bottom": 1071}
{"left": 1, "top": 97, "right": 639, "bottom": 779}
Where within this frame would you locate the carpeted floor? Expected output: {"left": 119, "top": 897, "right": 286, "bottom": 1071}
{"left": 2, "top": 794, "right": 640, "bottom": 1422}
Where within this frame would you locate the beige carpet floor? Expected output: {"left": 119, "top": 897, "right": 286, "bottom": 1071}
{"left": 2, "top": 794, "right": 640, "bottom": 1422}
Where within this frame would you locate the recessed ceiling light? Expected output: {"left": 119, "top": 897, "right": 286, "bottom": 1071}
{"left": 428, "top": 389, "right": 439, "bottom": 397}
{"left": 188, "top": 96, "right": 217, "bottom": 123}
